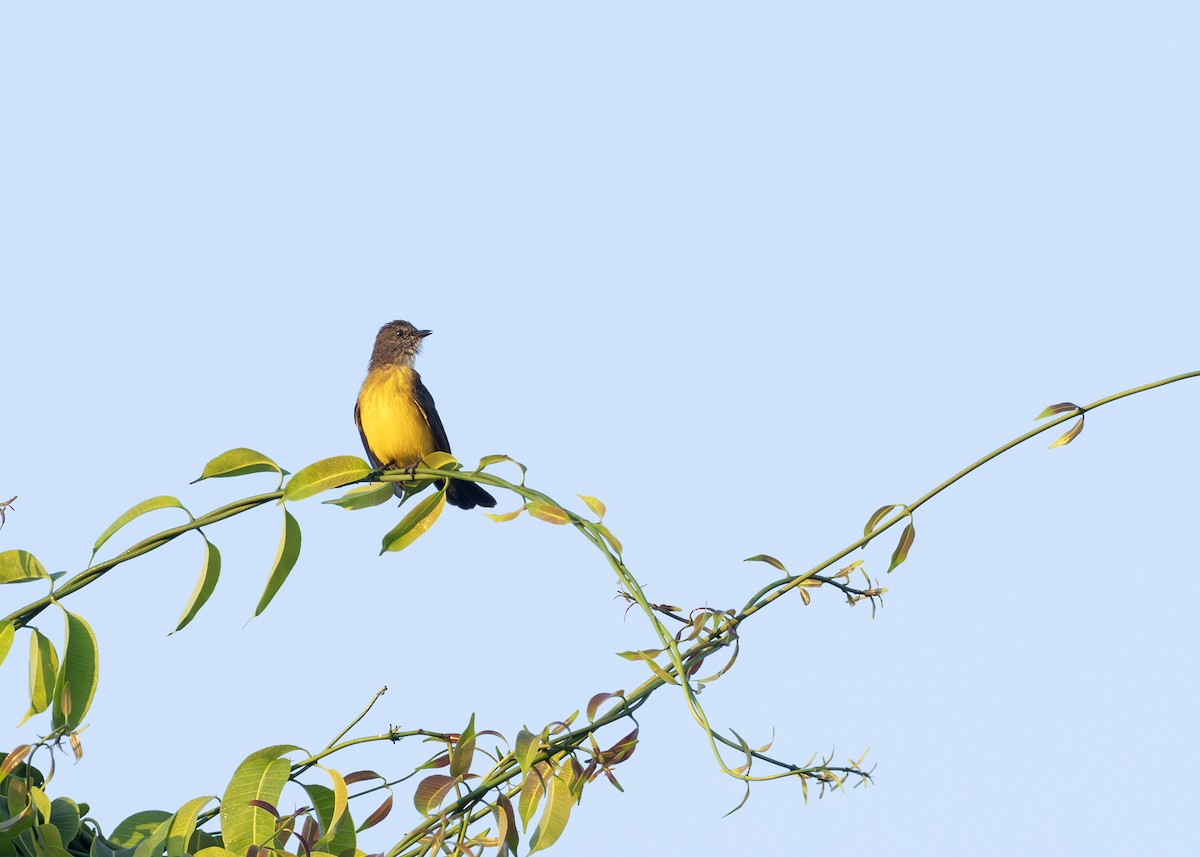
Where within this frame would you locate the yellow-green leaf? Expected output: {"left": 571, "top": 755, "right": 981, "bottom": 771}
{"left": 51, "top": 611, "right": 98, "bottom": 731}
{"left": 0, "top": 744, "right": 31, "bottom": 784}
{"left": 91, "top": 496, "right": 189, "bottom": 561}
{"left": 322, "top": 483, "right": 395, "bottom": 511}
{"left": 494, "top": 794, "right": 519, "bottom": 855}
{"left": 0, "top": 620, "right": 14, "bottom": 669}
{"left": 254, "top": 510, "right": 302, "bottom": 617}
{"left": 21, "top": 631, "right": 58, "bottom": 724}
{"left": 864, "top": 504, "right": 899, "bottom": 537}
{"left": 298, "top": 783, "right": 355, "bottom": 857}
{"left": 634, "top": 650, "right": 678, "bottom": 685}
{"left": 616, "top": 648, "right": 663, "bottom": 661}
{"left": 528, "top": 763, "right": 574, "bottom": 854}
{"left": 515, "top": 729, "right": 540, "bottom": 778}
{"left": 527, "top": 501, "right": 569, "bottom": 525}
{"left": 420, "top": 451, "right": 460, "bottom": 472}
{"left": 0, "top": 550, "right": 50, "bottom": 585}
{"left": 477, "top": 454, "right": 527, "bottom": 480}
{"left": 219, "top": 745, "right": 301, "bottom": 854}
{"left": 380, "top": 489, "right": 446, "bottom": 554}
{"left": 283, "top": 456, "right": 372, "bottom": 502}
{"left": 518, "top": 765, "right": 548, "bottom": 832}
{"left": 1035, "top": 402, "right": 1078, "bottom": 420}
{"left": 484, "top": 507, "right": 524, "bottom": 523}
{"left": 110, "top": 811, "right": 174, "bottom": 848}
{"left": 1049, "top": 416, "right": 1085, "bottom": 449}
{"left": 595, "top": 523, "right": 622, "bottom": 556}
{"left": 743, "top": 554, "right": 787, "bottom": 573}
{"left": 165, "top": 796, "right": 217, "bottom": 857}
{"left": 130, "top": 815, "right": 173, "bottom": 857}
{"left": 0, "top": 800, "right": 36, "bottom": 836}
{"left": 888, "top": 521, "right": 916, "bottom": 573}
{"left": 576, "top": 495, "right": 606, "bottom": 520}
{"left": 193, "top": 448, "right": 283, "bottom": 482}
{"left": 449, "top": 714, "right": 477, "bottom": 779}
{"left": 174, "top": 539, "right": 221, "bottom": 632}
{"left": 316, "top": 766, "right": 349, "bottom": 848}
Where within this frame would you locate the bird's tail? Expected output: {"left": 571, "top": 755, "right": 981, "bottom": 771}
{"left": 445, "top": 478, "right": 497, "bottom": 510}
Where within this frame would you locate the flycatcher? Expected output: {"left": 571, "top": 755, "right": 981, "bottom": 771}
{"left": 355, "top": 320, "right": 496, "bottom": 510}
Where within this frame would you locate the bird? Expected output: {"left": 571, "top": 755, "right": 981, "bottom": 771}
{"left": 354, "top": 320, "right": 496, "bottom": 510}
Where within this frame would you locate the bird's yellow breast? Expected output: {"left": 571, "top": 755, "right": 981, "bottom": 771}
{"left": 356, "top": 365, "right": 437, "bottom": 468}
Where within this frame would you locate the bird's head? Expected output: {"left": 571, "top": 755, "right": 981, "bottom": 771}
{"left": 370, "top": 319, "right": 432, "bottom": 368}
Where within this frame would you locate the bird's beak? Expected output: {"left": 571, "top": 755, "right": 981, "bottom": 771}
{"left": 417, "top": 329, "right": 433, "bottom": 338}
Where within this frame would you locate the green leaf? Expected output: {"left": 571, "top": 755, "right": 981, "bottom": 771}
{"left": 514, "top": 729, "right": 539, "bottom": 778}
{"left": 449, "top": 714, "right": 477, "bottom": 779}
{"left": 30, "top": 786, "right": 52, "bottom": 825}
{"left": 722, "top": 730, "right": 755, "bottom": 817}
{"left": 21, "top": 631, "right": 59, "bottom": 725}
{"left": 380, "top": 489, "right": 446, "bottom": 553}
{"left": 88, "top": 828, "right": 118, "bottom": 857}
{"left": 253, "top": 510, "right": 302, "bottom": 617}
{"left": 192, "top": 849, "right": 242, "bottom": 857}
{"left": 527, "top": 501, "right": 569, "bottom": 525}
{"left": 528, "top": 763, "right": 574, "bottom": 854}
{"left": 51, "top": 611, "right": 99, "bottom": 731}
{"left": 0, "top": 799, "right": 36, "bottom": 836}
{"left": 193, "top": 448, "right": 283, "bottom": 482}
{"left": 174, "top": 539, "right": 221, "bottom": 633}
{"left": 282, "top": 457, "right": 372, "bottom": 502}
{"left": 0, "top": 550, "right": 50, "bottom": 585}
{"left": 1035, "top": 402, "right": 1078, "bottom": 420}
{"left": 165, "top": 796, "right": 217, "bottom": 857}
{"left": 322, "top": 484, "right": 395, "bottom": 511}
{"left": 35, "top": 821, "right": 64, "bottom": 850}
{"left": 48, "top": 800, "right": 81, "bottom": 848}
{"left": 888, "top": 521, "right": 916, "bottom": 573}
{"left": 615, "top": 648, "right": 663, "bottom": 661}
{"left": 298, "top": 784, "right": 355, "bottom": 857}
{"left": 595, "top": 523, "right": 622, "bottom": 556}
{"left": 0, "top": 620, "right": 15, "bottom": 669}
{"left": 110, "top": 811, "right": 173, "bottom": 848}
{"left": 1049, "top": 416, "right": 1085, "bottom": 449}
{"left": 634, "top": 650, "right": 678, "bottom": 685}
{"left": 576, "top": 495, "right": 606, "bottom": 520}
{"left": 477, "top": 454, "right": 527, "bottom": 480}
{"left": 91, "top": 496, "right": 189, "bottom": 562}
{"left": 420, "top": 451, "right": 460, "bottom": 472}
{"left": 315, "top": 767, "right": 350, "bottom": 851}
{"left": 129, "top": 815, "right": 173, "bottom": 857}
{"left": 518, "top": 765, "right": 547, "bottom": 832}
{"left": 743, "top": 554, "right": 787, "bottom": 573}
{"left": 219, "top": 745, "right": 300, "bottom": 854}
{"left": 864, "top": 504, "right": 899, "bottom": 537}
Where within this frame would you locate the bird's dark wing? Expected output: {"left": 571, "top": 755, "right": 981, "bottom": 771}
{"left": 354, "top": 398, "right": 384, "bottom": 469}
{"left": 413, "top": 373, "right": 454, "bottom": 453}
{"left": 413, "top": 373, "right": 496, "bottom": 509}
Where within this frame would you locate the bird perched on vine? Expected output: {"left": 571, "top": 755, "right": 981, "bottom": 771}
{"left": 354, "top": 320, "right": 496, "bottom": 510}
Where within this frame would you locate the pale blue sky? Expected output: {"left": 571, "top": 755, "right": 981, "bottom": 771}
{"left": 3, "top": 4, "right": 1199, "bottom": 855}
